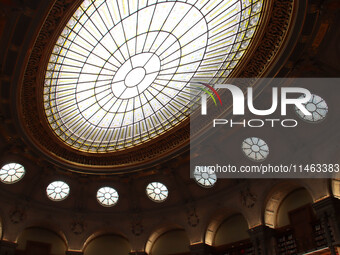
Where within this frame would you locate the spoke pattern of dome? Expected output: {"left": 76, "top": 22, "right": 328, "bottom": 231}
{"left": 146, "top": 182, "right": 168, "bottom": 202}
{"left": 46, "top": 181, "right": 70, "bottom": 201}
{"left": 0, "top": 163, "right": 25, "bottom": 184}
{"left": 295, "top": 94, "right": 328, "bottom": 122}
{"left": 242, "top": 137, "right": 269, "bottom": 161}
{"left": 44, "top": 0, "right": 263, "bottom": 153}
{"left": 96, "top": 187, "right": 119, "bottom": 207}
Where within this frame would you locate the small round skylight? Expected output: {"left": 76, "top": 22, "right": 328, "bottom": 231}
{"left": 193, "top": 168, "right": 217, "bottom": 188}
{"left": 146, "top": 182, "right": 168, "bottom": 202}
{"left": 295, "top": 94, "right": 328, "bottom": 122}
{"left": 242, "top": 137, "right": 269, "bottom": 161}
{"left": 0, "top": 163, "right": 25, "bottom": 184}
{"left": 46, "top": 181, "right": 70, "bottom": 201}
{"left": 96, "top": 187, "right": 119, "bottom": 207}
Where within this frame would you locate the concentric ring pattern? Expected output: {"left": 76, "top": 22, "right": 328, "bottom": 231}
{"left": 44, "top": 0, "right": 263, "bottom": 153}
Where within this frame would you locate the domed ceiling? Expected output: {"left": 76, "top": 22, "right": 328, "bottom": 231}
{"left": 44, "top": 0, "right": 263, "bottom": 154}
{"left": 16, "top": 0, "right": 293, "bottom": 173}
{"left": 3, "top": 0, "right": 337, "bottom": 249}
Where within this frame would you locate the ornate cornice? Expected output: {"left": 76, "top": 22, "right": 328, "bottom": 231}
{"left": 239, "top": 0, "right": 294, "bottom": 78}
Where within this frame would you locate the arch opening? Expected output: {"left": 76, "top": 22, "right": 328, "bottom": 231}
{"left": 149, "top": 229, "right": 190, "bottom": 255}
{"left": 16, "top": 227, "right": 67, "bottom": 255}
{"left": 276, "top": 188, "right": 313, "bottom": 228}
{"left": 332, "top": 178, "right": 340, "bottom": 199}
{"left": 213, "top": 214, "right": 250, "bottom": 247}
{"left": 84, "top": 234, "right": 131, "bottom": 255}
{"left": 264, "top": 182, "right": 315, "bottom": 228}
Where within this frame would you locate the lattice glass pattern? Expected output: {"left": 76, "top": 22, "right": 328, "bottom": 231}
{"left": 44, "top": 0, "right": 264, "bottom": 152}
{"left": 146, "top": 182, "right": 168, "bottom": 202}
{"left": 96, "top": 186, "right": 119, "bottom": 206}
{"left": 46, "top": 181, "right": 70, "bottom": 201}
{"left": 193, "top": 168, "right": 217, "bottom": 188}
{"left": 295, "top": 94, "right": 328, "bottom": 123}
{"left": 242, "top": 137, "right": 269, "bottom": 161}
{"left": 0, "top": 163, "right": 25, "bottom": 184}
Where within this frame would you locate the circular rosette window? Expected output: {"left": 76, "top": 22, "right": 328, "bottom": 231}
{"left": 44, "top": 0, "right": 264, "bottom": 153}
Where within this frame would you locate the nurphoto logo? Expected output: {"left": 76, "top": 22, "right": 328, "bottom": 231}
{"left": 193, "top": 83, "right": 313, "bottom": 128}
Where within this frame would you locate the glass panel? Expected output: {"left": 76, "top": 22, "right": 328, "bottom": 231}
{"left": 96, "top": 187, "right": 119, "bottom": 207}
{"left": 242, "top": 137, "right": 269, "bottom": 161}
{"left": 44, "top": 0, "right": 264, "bottom": 153}
{"left": 146, "top": 182, "right": 168, "bottom": 202}
{"left": 193, "top": 168, "right": 217, "bottom": 188}
{"left": 0, "top": 163, "right": 25, "bottom": 184}
{"left": 46, "top": 181, "right": 70, "bottom": 201}
{"left": 295, "top": 94, "right": 328, "bottom": 123}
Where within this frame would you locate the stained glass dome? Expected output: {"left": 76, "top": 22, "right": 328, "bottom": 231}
{"left": 44, "top": 0, "right": 263, "bottom": 153}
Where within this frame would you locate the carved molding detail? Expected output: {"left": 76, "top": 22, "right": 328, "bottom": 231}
{"left": 70, "top": 220, "right": 85, "bottom": 235}
{"left": 240, "top": 0, "right": 294, "bottom": 78}
{"left": 131, "top": 214, "right": 144, "bottom": 236}
{"left": 241, "top": 186, "right": 257, "bottom": 209}
{"left": 19, "top": 0, "right": 294, "bottom": 172}
{"left": 9, "top": 207, "right": 26, "bottom": 224}
{"left": 187, "top": 207, "right": 200, "bottom": 227}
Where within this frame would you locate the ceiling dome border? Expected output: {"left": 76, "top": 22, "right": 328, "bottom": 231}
{"left": 18, "top": 0, "right": 296, "bottom": 174}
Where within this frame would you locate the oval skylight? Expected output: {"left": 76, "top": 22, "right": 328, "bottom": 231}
{"left": 146, "top": 182, "right": 168, "bottom": 202}
{"left": 295, "top": 94, "right": 328, "bottom": 122}
{"left": 96, "top": 186, "right": 119, "bottom": 207}
{"left": 46, "top": 181, "right": 70, "bottom": 201}
{"left": 0, "top": 163, "right": 25, "bottom": 184}
{"left": 44, "top": 0, "right": 263, "bottom": 153}
{"left": 242, "top": 137, "right": 269, "bottom": 161}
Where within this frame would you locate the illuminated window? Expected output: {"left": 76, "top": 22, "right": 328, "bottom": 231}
{"left": 193, "top": 168, "right": 217, "bottom": 188}
{"left": 96, "top": 187, "right": 119, "bottom": 207}
{"left": 295, "top": 94, "right": 328, "bottom": 122}
{"left": 0, "top": 163, "right": 25, "bottom": 184}
{"left": 146, "top": 182, "right": 168, "bottom": 202}
{"left": 46, "top": 181, "right": 70, "bottom": 201}
{"left": 242, "top": 137, "right": 269, "bottom": 161}
{"left": 44, "top": 0, "right": 264, "bottom": 153}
